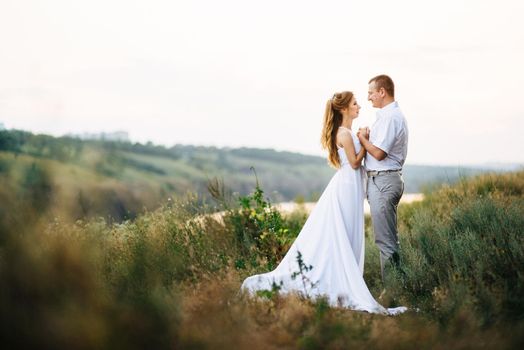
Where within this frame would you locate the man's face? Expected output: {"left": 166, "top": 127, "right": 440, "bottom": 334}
{"left": 367, "top": 82, "right": 383, "bottom": 108}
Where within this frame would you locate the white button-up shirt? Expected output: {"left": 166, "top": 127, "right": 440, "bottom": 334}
{"left": 364, "top": 101, "right": 409, "bottom": 171}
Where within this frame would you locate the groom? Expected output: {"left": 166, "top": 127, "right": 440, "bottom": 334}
{"left": 357, "top": 74, "right": 409, "bottom": 283}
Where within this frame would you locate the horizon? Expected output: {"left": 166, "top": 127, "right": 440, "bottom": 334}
{"left": 1, "top": 124, "right": 522, "bottom": 169}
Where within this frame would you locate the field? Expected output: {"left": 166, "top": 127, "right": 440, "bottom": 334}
{"left": 1, "top": 169, "right": 523, "bottom": 349}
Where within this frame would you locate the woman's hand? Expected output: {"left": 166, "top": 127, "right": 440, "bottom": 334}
{"left": 358, "top": 127, "right": 370, "bottom": 140}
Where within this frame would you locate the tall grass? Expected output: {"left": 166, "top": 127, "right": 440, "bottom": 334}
{"left": 0, "top": 171, "right": 523, "bottom": 349}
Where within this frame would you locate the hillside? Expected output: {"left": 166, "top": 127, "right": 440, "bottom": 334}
{"left": 0, "top": 129, "right": 516, "bottom": 224}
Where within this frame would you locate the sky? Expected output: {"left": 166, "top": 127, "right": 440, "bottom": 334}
{"left": 1, "top": 0, "right": 523, "bottom": 166}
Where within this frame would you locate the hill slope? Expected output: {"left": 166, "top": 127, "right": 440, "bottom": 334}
{"left": 0, "top": 129, "right": 516, "bottom": 223}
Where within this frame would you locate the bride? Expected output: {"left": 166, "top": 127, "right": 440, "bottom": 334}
{"left": 241, "top": 91, "right": 406, "bottom": 315}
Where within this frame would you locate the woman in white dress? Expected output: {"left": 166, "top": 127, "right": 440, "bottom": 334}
{"left": 241, "top": 91, "right": 406, "bottom": 315}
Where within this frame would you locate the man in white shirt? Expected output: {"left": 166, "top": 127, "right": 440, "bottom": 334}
{"left": 358, "top": 75, "right": 409, "bottom": 284}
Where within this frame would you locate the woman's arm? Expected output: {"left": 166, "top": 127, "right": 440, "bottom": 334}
{"left": 357, "top": 136, "right": 387, "bottom": 161}
{"left": 338, "top": 131, "right": 366, "bottom": 169}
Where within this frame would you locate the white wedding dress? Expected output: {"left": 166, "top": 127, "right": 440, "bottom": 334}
{"left": 241, "top": 127, "right": 406, "bottom": 315}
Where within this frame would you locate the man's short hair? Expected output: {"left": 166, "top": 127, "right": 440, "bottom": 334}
{"left": 369, "top": 74, "right": 394, "bottom": 98}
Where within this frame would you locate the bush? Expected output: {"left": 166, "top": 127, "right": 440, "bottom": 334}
{"left": 223, "top": 176, "right": 302, "bottom": 272}
{"left": 388, "top": 172, "right": 524, "bottom": 325}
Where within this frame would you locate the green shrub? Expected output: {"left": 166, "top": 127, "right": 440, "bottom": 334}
{"left": 223, "top": 173, "right": 301, "bottom": 272}
{"left": 389, "top": 171, "right": 524, "bottom": 325}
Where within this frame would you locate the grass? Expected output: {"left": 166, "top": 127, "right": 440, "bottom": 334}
{"left": 0, "top": 171, "right": 523, "bottom": 349}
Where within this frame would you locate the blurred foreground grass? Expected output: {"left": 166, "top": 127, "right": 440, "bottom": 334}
{"left": 0, "top": 171, "right": 523, "bottom": 349}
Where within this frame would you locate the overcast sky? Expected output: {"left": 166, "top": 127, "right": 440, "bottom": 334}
{"left": 1, "top": 0, "right": 523, "bottom": 165}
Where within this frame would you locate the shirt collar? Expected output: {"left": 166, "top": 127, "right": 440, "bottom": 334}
{"left": 376, "top": 101, "right": 398, "bottom": 119}
{"left": 382, "top": 101, "right": 398, "bottom": 111}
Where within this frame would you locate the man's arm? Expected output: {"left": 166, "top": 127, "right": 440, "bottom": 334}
{"left": 358, "top": 132, "right": 387, "bottom": 161}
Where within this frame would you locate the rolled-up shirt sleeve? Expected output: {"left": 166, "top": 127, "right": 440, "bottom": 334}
{"left": 370, "top": 116, "right": 396, "bottom": 154}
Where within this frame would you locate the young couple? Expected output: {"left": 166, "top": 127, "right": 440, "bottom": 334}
{"left": 241, "top": 75, "right": 409, "bottom": 315}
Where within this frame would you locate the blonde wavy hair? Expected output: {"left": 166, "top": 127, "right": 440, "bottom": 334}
{"left": 320, "top": 91, "right": 354, "bottom": 168}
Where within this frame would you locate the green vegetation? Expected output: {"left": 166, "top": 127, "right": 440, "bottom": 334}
{"left": 1, "top": 168, "right": 523, "bottom": 349}
{"left": 1, "top": 129, "right": 514, "bottom": 227}
{"left": 389, "top": 172, "right": 524, "bottom": 325}
{"left": 0, "top": 129, "right": 334, "bottom": 210}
